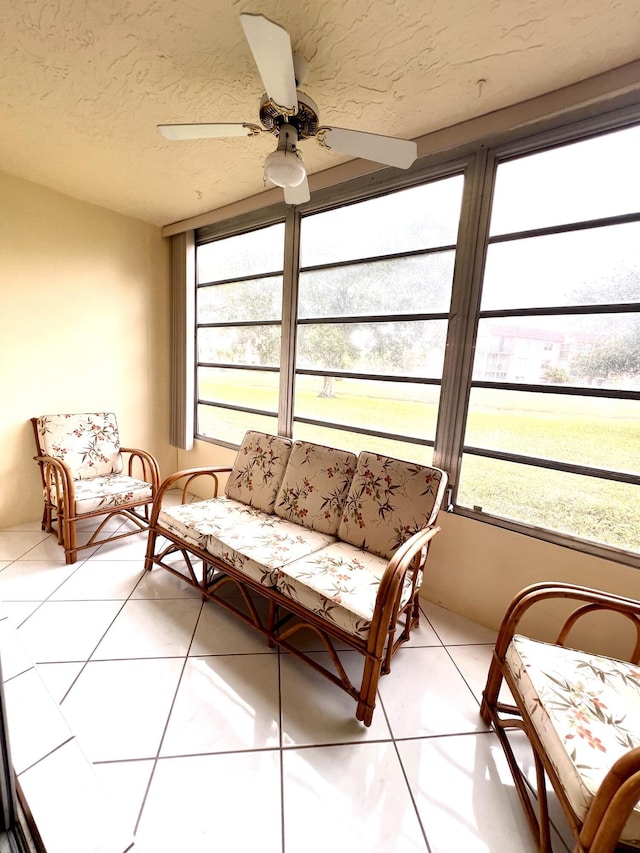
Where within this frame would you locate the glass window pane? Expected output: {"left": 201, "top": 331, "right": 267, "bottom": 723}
{"left": 198, "top": 277, "right": 283, "bottom": 323}
{"left": 197, "top": 405, "right": 278, "bottom": 446}
{"left": 294, "top": 375, "right": 440, "bottom": 442}
{"left": 293, "top": 420, "right": 435, "bottom": 466}
{"left": 490, "top": 124, "right": 640, "bottom": 235}
{"left": 481, "top": 223, "right": 640, "bottom": 311}
{"left": 297, "top": 320, "right": 448, "bottom": 378}
{"left": 198, "top": 367, "right": 279, "bottom": 412}
{"left": 457, "top": 455, "right": 640, "bottom": 554}
{"left": 465, "top": 388, "right": 640, "bottom": 474}
{"left": 300, "top": 176, "right": 464, "bottom": 266}
{"left": 298, "top": 252, "right": 454, "bottom": 318}
{"left": 198, "top": 326, "right": 281, "bottom": 367}
{"left": 473, "top": 313, "right": 640, "bottom": 392}
{"left": 197, "top": 222, "right": 285, "bottom": 283}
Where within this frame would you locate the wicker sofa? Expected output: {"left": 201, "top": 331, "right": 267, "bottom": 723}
{"left": 144, "top": 430, "right": 447, "bottom": 725}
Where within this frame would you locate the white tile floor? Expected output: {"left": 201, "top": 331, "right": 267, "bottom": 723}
{"left": 0, "top": 513, "right": 574, "bottom": 853}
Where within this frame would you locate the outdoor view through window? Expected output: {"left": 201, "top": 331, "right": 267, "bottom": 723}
{"left": 195, "top": 120, "right": 640, "bottom": 558}
{"left": 458, "top": 124, "right": 640, "bottom": 553}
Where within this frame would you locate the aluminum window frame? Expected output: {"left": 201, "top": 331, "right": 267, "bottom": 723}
{"left": 453, "top": 110, "right": 640, "bottom": 568}
{"left": 192, "top": 102, "right": 640, "bottom": 568}
{"left": 194, "top": 213, "right": 289, "bottom": 448}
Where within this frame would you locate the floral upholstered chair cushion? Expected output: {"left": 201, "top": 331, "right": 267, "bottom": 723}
{"left": 71, "top": 475, "right": 152, "bottom": 516}
{"left": 274, "top": 441, "right": 357, "bottom": 535}
{"left": 224, "top": 431, "right": 293, "bottom": 514}
{"left": 337, "top": 452, "right": 447, "bottom": 560}
{"left": 274, "top": 541, "right": 420, "bottom": 639}
{"left": 506, "top": 635, "right": 640, "bottom": 847}
{"left": 36, "top": 413, "right": 123, "bottom": 480}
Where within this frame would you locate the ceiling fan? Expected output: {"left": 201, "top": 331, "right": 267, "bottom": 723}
{"left": 158, "top": 13, "right": 418, "bottom": 205}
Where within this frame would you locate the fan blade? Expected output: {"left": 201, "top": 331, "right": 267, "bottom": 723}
{"left": 284, "top": 178, "right": 310, "bottom": 205}
{"left": 158, "top": 123, "right": 257, "bottom": 140}
{"left": 240, "top": 13, "right": 298, "bottom": 112}
{"left": 320, "top": 127, "right": 417, "bottom": 169}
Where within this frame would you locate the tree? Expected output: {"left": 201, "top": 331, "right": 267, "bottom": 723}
{"left": 542, "top": 366, "right": 570, "bottom": 384}
{"left": 569, "top": 270, "right": 640, "bottom": 384}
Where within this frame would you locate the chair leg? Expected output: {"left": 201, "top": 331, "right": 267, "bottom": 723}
{"left": 62, "top": 516, "right": 78, "bottom": 565}
{"left": 41, "top": 502, "right": 53, "bottom": 533}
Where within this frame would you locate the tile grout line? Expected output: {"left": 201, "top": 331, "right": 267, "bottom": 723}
{"left": 132, "top": 596, "right": 206, "bottom": 839}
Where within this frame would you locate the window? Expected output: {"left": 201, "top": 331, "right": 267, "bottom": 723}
{"left": 191, "top": 109, "right": 640, "bottom": 564}
{"left": 195, "top": 221, "right": 285, "bottom": 444}
{"left": 457, "top": 124, "right": 640, "bottom": 554}
{"left": 293, "top": 177, "right": 464, "bottom": 462}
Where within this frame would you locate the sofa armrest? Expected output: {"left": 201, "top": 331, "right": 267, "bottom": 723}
{"left": 150, "top": 467, "right": 234, "bottom": 524}
{"left": 368, "top": 524, "right": 441, "bottom": 655}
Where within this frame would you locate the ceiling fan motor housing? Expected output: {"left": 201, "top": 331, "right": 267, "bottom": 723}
{"left": 259, "top": 91, "right": 319, "bottom": 139}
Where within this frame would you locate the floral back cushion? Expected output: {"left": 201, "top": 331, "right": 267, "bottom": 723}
{"left": 224, "top": 431, "right": 293, "bottom": 513}
{"left": 36, "top": 413, "right": 123, "bottom": 480}
{"left": 274, "top": 441, "right": 357, "bottom": 535}
{"left": 338, "top": 452, "right": 447, "bottom": 560}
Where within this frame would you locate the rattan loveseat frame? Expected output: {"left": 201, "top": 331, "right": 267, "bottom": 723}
{"left": 481, "top": 582, "right": 640, "bottom": 853}
{"left": 145, "top": 466, "right": 440, "bottom": 727}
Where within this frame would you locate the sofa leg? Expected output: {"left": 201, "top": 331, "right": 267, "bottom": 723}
{"left": 266, "top": 601, "right": 277, "bottom": 648}
{"left": 356, "top": 698, "right": 374, "bottom": 727}
{"left": 357, "top": 655, "right": 383, "bottom": 727}
{"left": 144, "top": 528, "right": 157, "bottom": 572}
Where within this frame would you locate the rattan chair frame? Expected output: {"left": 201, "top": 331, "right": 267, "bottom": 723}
{"left": 31, "top": 417, "right": 160, "bottom": 564}
{"left": 480, "top": 582, "right": 640, "bottom": 853}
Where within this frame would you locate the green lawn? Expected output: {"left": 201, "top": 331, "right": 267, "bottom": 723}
{"left": 198, "top": 375, "right": 640, "bottom": 553}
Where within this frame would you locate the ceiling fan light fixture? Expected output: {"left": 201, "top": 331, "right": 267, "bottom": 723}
{"left": 264, "top": 123, "right": 307, "bottom": 188}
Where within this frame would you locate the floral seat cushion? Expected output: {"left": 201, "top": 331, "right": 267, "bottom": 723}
{"left": 36, "top": 413, "right": 123, "bottom": 480}
{"left": 274, "top": 540, "right": 421, "bottom": 639}
{"left": 338, "top": 452, "right": 447, "bottom": 560}
{"left": 68, "top": 474, "right": 152, "bottom": 516}
{"left": 274, "top": 441, "right": 357, "bottom": 536}
{"left": 506, "top": 635, "right": 640, "bottom": 847}
{"left": 159, "top": 496, "right": 266, "bottom": 549}
{"left": 224, "top": 431, "right": 293, "bottom": 513}
{"left": 205, "top": 514, "right": 336, "bottom": 587}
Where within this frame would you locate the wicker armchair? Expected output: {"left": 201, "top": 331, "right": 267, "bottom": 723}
{"left": 32, "top": 413, "right": 159, "bottom": 564}
{"left": 481, "top": 582, "right": 640, "bottom": 852}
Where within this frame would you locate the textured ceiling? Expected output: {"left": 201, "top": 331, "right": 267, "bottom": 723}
{"left": 2, "top": 0, "right": 640, "bottom": 227}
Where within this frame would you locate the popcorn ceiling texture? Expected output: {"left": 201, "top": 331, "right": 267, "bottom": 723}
{"left": 1, "top": 0, "right": 639, "bottom": 226}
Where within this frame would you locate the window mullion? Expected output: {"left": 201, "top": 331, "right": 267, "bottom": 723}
{"left": 278, "top": 206, "right": 301, "bottom": 438}
{"left": 433, "top": 149, "right": 493, "bottom": 493}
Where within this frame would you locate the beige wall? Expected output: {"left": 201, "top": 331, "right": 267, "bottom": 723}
{"left": 424, "top": 512, "right": 640, "bottom": 658}
{"left": 0, "top": 171, "right": 176, "bottom": 528}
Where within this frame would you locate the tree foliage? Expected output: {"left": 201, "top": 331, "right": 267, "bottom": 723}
{"left": 569, "top": 270, "right": 640, "bottom": 382}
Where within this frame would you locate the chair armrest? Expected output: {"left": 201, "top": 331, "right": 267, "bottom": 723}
{"left": 150, "top": 467, "right": 234, "bottom": 525}
{"left": 367, "top": 525, "right": 441, "bottom": 655}
{"left": 33, "top": 454, "right": 76, "bottom": 512}
{"left": 120, "top": 447, "right": 160, "bottom": 490}
{"left": 481, "top": 582, "right": 640, "bottom": 723}
{"left": 492, "top": 582, "right": 640, "bottom": 663}
{"left": 582, "top": 746, "right": 640, "bottom": 850}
